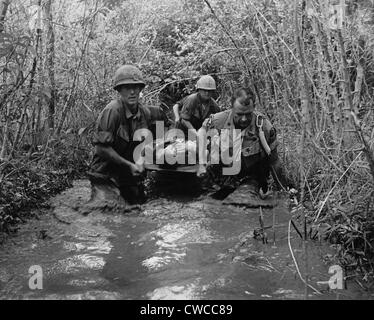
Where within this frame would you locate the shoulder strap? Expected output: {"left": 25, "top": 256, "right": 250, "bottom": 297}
{"left": 253, "top": 111, "right": 263, "bottom": 126}
{"left": 253, "top": 111, "right": 265, "bottom": 136}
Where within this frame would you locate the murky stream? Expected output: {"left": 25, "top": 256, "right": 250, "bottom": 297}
{"left": 0, "top": 179, "right": 371, "bottom": 300}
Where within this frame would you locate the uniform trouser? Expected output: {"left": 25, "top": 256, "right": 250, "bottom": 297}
{"left": 240, "top": 149, "right": 289, "bottom": 193}
{"left": 119, "top": 184, "right": 146, "bottom": 204}
{"left": 88, "top": 171, "right": 146, "bottom": 205}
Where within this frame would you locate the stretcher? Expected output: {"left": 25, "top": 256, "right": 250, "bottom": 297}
{"left": 144, "top": 138, "right": 202, "bottom": 174}
{"left": 144, "top": 163, "right": 200, "bottom": 173}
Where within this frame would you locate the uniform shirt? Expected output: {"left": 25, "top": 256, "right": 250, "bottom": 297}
{"left": 147, "top": 105, "right": 169, "bottom": 136}
{"left": 175, "top": 97, "right": 186, "bottom": 111}
{"left": 90, "top": 99, "right": 150, "bottom": 186}
{"left": 180, "top": 93, "right": 220, "bottom": 130}
{"left": 202, "top": 109, "right": 290, "bottom": 189}
{"left": 202, "top": 109, "right": 278, "bottom": 174}
{"left": 203, "top": 110, "right": 277, "bottom": 150}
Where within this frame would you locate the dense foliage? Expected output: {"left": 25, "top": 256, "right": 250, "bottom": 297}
{"left": 0, "top": 0, "right": 374, "bottom": 283}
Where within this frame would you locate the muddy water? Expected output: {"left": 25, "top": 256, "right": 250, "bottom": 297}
{"left": 0, "top": 179, "right": 371, "bottom": 300}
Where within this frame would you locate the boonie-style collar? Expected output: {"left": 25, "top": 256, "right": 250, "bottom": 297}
{"left": 125, "top": 104, "right": 141, "bottom": 120}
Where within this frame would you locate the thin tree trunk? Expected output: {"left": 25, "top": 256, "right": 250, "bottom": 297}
{"left": 337, "top": 30, "right": 356, "bottom": 147}
{"left": 45, "top": 0, "right": 56, "bottom": 131}
{"left": 0, "top": 101, "right": 11, "bottom": 160}
{"left": 294, "top": 0, "right": 310, "bottom": 300}
{"left": 294, "top": 0, "right": 311, "bottom": 200}
{"left": 353, "top": 63, "right": 364, "bottom": 111}
{"left": 29, "top": 0, "right": 43, "bottom": 154}
{"left": 34, "top": 0, "right": 43, "bottom": 137}
{"left": 55, "top": 0, "right": 99, "bottom": 135}
{"left": 337, "top": 30, "right": 374, "bottom": 182}
{"left": 12, "top": 55, "right": 39, "bottom": 152}
{"left": 0, "top": 0, "right": 10, "bottom": 160}
{"left": 0, "top": 0, "right": 10, "bottom": 33}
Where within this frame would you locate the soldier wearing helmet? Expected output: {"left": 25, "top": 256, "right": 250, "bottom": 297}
{"left": 177, "top": 75, "right": 220, "bottom": 138}
{"left": 89, "top": 65, "right": 154, "bottom": 204}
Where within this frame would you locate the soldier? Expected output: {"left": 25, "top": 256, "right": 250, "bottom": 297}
{"left": 201, "top": 86, "right": 290, "bottom": 195}
{"left": 177, "top": 75, "right": 220, "bottom": 138}
{"left": 89, "top": 65, "right": 154, "bottom": 204}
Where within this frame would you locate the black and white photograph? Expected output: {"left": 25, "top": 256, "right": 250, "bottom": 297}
{"left": 0, "top": 0, "right": 373, "bottom": 305}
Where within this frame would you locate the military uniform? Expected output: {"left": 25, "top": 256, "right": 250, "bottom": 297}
{"left": 202, "top": 109, "right": 287, "bottom": 192}
{"left": 147, "top": 105, "right": 169, "bottom": 135}
{"left": 179, "top": 93, "right": 220, "bottom": 131}
{"left": 90, "top": 99, "right": 151, "bottom": 201}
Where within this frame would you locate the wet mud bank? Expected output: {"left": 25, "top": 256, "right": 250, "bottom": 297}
{"left": 0, "top": 179, "right": 372, "bottom": 300}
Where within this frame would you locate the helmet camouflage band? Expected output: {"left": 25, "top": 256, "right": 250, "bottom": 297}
{"left": 196, "top": 75, "right": 216, "bottom": 91}
{"left": 113, "top": 65, "right": 146, "bottom": 91}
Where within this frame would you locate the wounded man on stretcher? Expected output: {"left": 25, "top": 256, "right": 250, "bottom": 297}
{"left": 143, "top": 138, "right": 206, "bottom": 175}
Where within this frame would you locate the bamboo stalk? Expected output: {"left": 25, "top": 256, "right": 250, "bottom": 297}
{"left": 203, "top": 0, "right": 263, "bottom": 108}
{"left": 272, "top": 208, "right": 276, "bottom": 246}
{"left": 336, "top": 30, "right": 374, "bottom": 183}
{"left": 0, "top": 100, "right": 11, "bottom": 160}
{"left": 294, "top": 0, "right": 310, "bottom": 300}
{"left": 34, "top": 0, "right": 43, "bottom": 138}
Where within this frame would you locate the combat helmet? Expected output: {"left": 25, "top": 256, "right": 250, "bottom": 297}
{"left": 113, "top": 65, "right": 146, "bottom": 91}
{"left": 196, "top": 75, "right": 216, "bottom": 91}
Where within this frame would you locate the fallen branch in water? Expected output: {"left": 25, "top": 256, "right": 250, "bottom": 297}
{"left": 287, "top": 220, "right": 322, "bottom": 295}
{"left": 291, "top": 219, "right": 303, "bottom": 239}
{"left": 259, "top": 206, "right": 268, "bottom": 244}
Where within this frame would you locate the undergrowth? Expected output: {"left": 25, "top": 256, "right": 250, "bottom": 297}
{"left": 0, "top": 134, "right": 90, "bottom": 234}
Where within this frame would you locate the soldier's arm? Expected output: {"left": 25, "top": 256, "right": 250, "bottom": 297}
{"left": 180, "top": 118, "right": 195, "bottom": 130}
{"left": 197, "top": 117, "right": 211, "bottom": 148}
{"left": 95, "top": 145, "right": 137, "bottom": 169}
{"left": 94, "top": 108, "right": 141, "bottom": 174}
{"left": 197, "top": 116, "right": 219, "bottom": 167}
{"left": 264, "top": 119, "right": 278, "bottom": 150}
{"left": 180, "top": 96, "right": 197, "bottom": 134}
{"left": 196, "top": 117, "right": 212, "bottom": 176}
{"left": 263, "top": 121, "right": 292, "bottom": 190}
